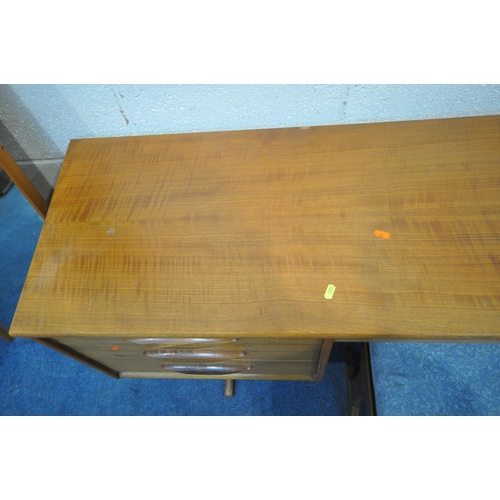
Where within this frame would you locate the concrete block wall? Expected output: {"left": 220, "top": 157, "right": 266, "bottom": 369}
{"left": 1, "top": 84, "right": 500, "bottom": 201}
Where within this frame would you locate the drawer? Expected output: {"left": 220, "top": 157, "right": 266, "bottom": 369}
{"left": 57, "top": 337, "right": 323, "bottom": 380}
{"left": 122, "top": 361, "right": 319, "bottom": 380}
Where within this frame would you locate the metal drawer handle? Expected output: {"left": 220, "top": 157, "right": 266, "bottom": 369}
{"left": 127, "top": 338, "right": 237, "bottom": 347}
{"left": 145, "top": 349, "right": 246, "bottom": 361}
{"left": 161, "top": 364, "right": 251, "bottom": 375}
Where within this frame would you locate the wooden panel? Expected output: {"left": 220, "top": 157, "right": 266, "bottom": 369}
{"left": 54, "top": 337, "right": 322, "bottom": 378}
{"left": 10, "top": 116, "right": 500, "bottom": 341}
{"left": 158, "top": 361, "right": 318, "bottom": 379}
{"left": 120, "top": 362, "right": 318, "bottom": 380}
{"left": 34, "top": 338, "right": 119, "bottom": 378}
{"left": 56, "top": 337, "right": 322, "bottom": 373}
{"left": 125, "top": 361, "right": 317, "bottom": 379}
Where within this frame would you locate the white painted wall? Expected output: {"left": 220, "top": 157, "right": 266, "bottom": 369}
{"left": 1, "top": 84, "right": 500, "bottom": 200}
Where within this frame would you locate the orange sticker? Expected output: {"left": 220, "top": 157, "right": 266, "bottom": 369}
{"left": 111, "top": 345, "right": 119, "bottom": 351}
{"left": 374, "top": 230, "right": 390, "bottom": 239}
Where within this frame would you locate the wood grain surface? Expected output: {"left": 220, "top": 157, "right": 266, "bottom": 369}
{"left": 10, "top": 116, "right": 500, "bottom": 341}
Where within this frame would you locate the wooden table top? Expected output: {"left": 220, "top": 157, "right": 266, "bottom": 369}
{"left": 10, "top": 115, "right": 500, "bottom": 341}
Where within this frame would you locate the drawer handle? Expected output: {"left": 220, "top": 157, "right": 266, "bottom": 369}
{"left": 161, "top": 364, "right": 251, "bottom": 375}
{"left": 144, "top": 349, "right": 246, "bottom": 361}
{"left": 127, "top": 338, "right": 237, "bottom": 347}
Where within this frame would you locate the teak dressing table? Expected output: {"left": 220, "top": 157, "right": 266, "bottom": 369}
{"left": 10, "top": 116, "right": 500, "bottom": 397}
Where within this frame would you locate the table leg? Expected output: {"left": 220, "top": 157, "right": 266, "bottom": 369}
{"left": 0, "top": 323, "right": 13, "bottom": 342}
{"left": 224, "top": 379, "right": 235, "bottom": 398}
{"left": 0, "top": 143, "right": 48, "bottom": 218}
{"left": 345, "top": 343, "right": 377, "bottom": 416}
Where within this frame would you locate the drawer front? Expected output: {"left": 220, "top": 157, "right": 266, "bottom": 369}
{"left": 57, "top": 337, "right": 323, "bottom": 380}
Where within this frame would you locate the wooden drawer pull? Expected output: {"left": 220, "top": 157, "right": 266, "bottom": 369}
{"left": 161, "top": 364, "right": 251, "bottom": 375}
{"left": 144, "top": 349, "right": 246, "bottom": 361}
{"left": 127, "top": 338, "right": 237, "bottom": 347}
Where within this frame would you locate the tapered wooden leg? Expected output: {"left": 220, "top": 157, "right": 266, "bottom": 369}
{"left": 224, "top": 379, "right": 235, "bottom": 398}
{"left": 0, "top": 143, "right": 48, "bottom": 219}
{"left": 345, "top": 343, "right": 377, "bottom": 416}
{"left": 0, "top": 323, "right": 13, "bottom": 342}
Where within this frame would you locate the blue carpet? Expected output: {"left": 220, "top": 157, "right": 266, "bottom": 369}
{"left": 370, "top": 342, "right": 500, "bottom": 416}
{"left": 0, "top": 184, "right": 43, "bottom": 328}
{"left": 0, "top": 185, "right": 348, "bottom": 415}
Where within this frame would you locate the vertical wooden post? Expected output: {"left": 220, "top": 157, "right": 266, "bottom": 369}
{"left": 224, "top": 379, "right": 235, "bottom": 398}
{"left": 345, "top": 343, "right": 377, "bottom": 416}
{"left": 314, "top": 339, "right": 334, "bottom": 382}
{"left": 0, "top": 142, "right": 48, "bottom": 219}
{"left": 0, "top": 323, "right": 13, "bottom": 342}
